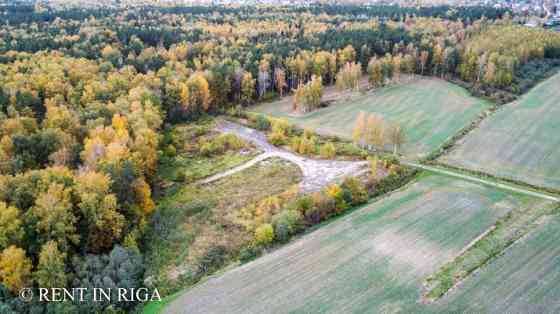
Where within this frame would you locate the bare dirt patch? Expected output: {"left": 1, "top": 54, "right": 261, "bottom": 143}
{"left": 202, "top": 120, "right": 370, "bottom": 193}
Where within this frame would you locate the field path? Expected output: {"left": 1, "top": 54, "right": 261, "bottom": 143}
{"left": 403, "top": 162, "right": 560, "bottom": 202}
{"left": 200, "top": 121, "right": 369, "bottom": 192}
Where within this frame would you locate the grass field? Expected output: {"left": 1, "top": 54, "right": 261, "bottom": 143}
{"left": 440, "top": 71, "right": 560, "bottom": 190}
{"left": 162, "top": 173, "right": 544, "bottom": 314}
{"left": 253, "top": 77, "right": 490, "bottom": 159}
{"left": 436, "top": 214, "right": 560, "bottom": 313}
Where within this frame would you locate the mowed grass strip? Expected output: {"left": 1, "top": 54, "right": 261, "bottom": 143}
{"left": 435, "top": 212, "right": 560, "bottom": 314}
{"left": 253, "top": 77, "right": 490, "bottom": 159}
{"left": 163, "top": 173, "right": 541, "bottom": 314}
{"left": 440, "top": 71, "right": 560, "bottom": 190}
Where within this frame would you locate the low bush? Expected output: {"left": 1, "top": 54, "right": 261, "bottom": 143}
{"left": 268, "top": 131, "right": 288, "bottom": 146}
{"left": 305, "top": 191, "right": 336, "bottom": 225}
{"left": 271, "top": 210, "right": 304, "bottom": 242}
{"left": 290, "top": 137, "right": 302, "bottom": 152}
{"left": 254, "top": 114, "right": 271, "bottom": 131}
{"left": 165, "top": 144, "right": 177, "bottom": 158}
{"left": 227, "top": 105, "right": 245, "bottom": 118}
{"left": 254, "top": 224, "right": 275, "bottom": 246}
{"left": 197, "top": 245, "right": 228, "bottom": 274}
{"left": 238, "top": 246, "right": 262, "bottom": 263}
{"left": 341, "top": 177, "right": 368, "bottom": 206}
{"left": 293, "top": 195, "right": 314, "bottom": 214}
{"left": 214, "top": 133, "right": 245, "bottom": 151}
{"left": 326, "top": 184, "right": 349, "bottom": 214}
{"left": 320, "top": 142, "right": 336, "bottom": 159}
{"left": 298, "top": 136, "right": 317, "bottom": 155}
{"left": 199, "top": 141, "right": 216, "bottom": 157}
{"left": 337, "top": 142, "right": 368, "bottom": 158}
{"left": 198, "top": 133, "right": 246, "bottom": 156}
{"left": 270, "top": 118, "right": 291, "bottom": 136}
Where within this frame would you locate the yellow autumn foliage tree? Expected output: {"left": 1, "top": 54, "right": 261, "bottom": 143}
{"left": 0, "top": 246, "right": 32, "bottom": 293}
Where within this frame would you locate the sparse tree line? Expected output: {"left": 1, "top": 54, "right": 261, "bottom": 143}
{"left": 353, "top": 112, "right": 406, "bottom": 155}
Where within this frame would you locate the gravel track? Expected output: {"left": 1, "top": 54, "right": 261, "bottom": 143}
{"left": 200, "top": 121, "right": 369, "bottom": 193}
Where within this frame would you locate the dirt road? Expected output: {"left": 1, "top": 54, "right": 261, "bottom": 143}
{"left": 201, "top": 121, "right": 369, "bottom": 193}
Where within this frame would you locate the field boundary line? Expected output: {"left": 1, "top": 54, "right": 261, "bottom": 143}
{"left": 422, "top": 203, "right": 560, "bottom": 303}
{"left": 403, "top": 162, "right": 560, "bottom": 202}
{"left": 426, "top": 67, "right": 560, "bottom": 162}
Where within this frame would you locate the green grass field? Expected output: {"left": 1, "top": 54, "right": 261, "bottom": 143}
{"left": 435, "top": 214, "right": 560, "bottom": 313}
{"left": 162, "top": 173, "right": 544, "bottom": 313}
{"left": 253, "top": 77, "right": 490, "bottom": 159}
{"left": 440, "top": 71, "right": 560, "bottom": 190}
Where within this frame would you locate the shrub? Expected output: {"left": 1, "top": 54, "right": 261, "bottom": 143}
{"left": 303, "top": 128, "right": 315, "bottom": 139}
{"left": 165, "top": 144, "right": 176, "bottom": 157}
{"left": 271, "top": 210, "right": 304, "bottom": 242}
{"left": 368, "top": 156, "right": 378, "bottom": 178}
{"left": 320, "top": 142, "right": 336, "bottom": 159}
{"left": 254, "top": 114, "right": 271, "bottom": 131}
{"left": 175, "top": 171, "right": 188, "bottom": 183}
{"left": 337, "top": 143, "right": 367, "bottom": 158}
{"left": 198, "top": 245, "right": 227, "bottom": 274}
{"left": 268, "top": 131, "right": 288, "bottom": 146}
{"left": 238, "top": 246, "right": 262, "bottom": 263}
{"left": 292, "top": 195, "right": 314, "bottom": 214}
{"left": 306, "top": 191, "right": 336, "bottom": 224}
{"left": 198, "top": 134, "right": 246, "bottom": 156}
{"left": 270, "top": 118, "right": 291, "bottom": 136}
{"left": 382, "top": 155, "right": 400, "bottom": 169}
{"left": 228, "top": 105, "right": 245, "bottom": 118}
{"left": 199, "top": 142, "right": 216, "bottom": 156}
{"left": 298, "top": 136, "right": 317, "bottom": 155}
{"left": 215, "top": 133, "right": 245, "bottom": 151}
{"left": 341, "top": 177, "right": 368, "bottom": 206}
{"left": 326, "top": 184, "right": 349, "bottom": 214}
{"left": 290, "top": 136, "right": 302, "bottom": 152}
{"left": 302, "top": 206, "right": 323, "bottom": 226}
{"left": 254, "top": 224, "right": 274, "bottom": 246}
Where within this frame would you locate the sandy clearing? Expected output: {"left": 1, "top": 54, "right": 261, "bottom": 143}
{"left": 200, "top": 120, "right": 370, "bottom": 193}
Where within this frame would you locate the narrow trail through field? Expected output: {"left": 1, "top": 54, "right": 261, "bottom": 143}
{"left": 403, "top": 162, "right": 560, "bottom": 202}
{"left": 200, "top": 120, "right": 369, "bottom": 192}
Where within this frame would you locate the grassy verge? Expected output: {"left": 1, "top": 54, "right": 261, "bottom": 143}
{"left": 423, "top": 202, "right": 559, "bottom": 301}
{"left": 140, "top": 291, "right": 181, "bottom": 314}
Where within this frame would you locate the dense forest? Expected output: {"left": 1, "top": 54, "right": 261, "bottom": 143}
{"left": 0, "top": 3, "right": 560, "bottom": 313}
